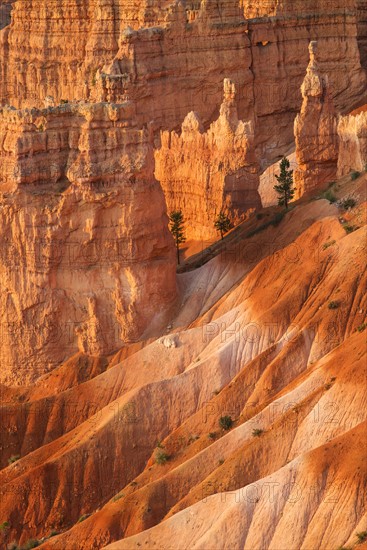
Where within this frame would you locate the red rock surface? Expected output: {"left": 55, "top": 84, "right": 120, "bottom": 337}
{"left": 294, "top": 41, "right": 339, "bottom": 197}
{"left": 0, "top": 178, "right": 365, "bottom": 548}
{"left": 155, "top": 79, "right": 261, "bottom": 240}
{"left": 338, "top": 104, "right": 367, "bottom": 176}
{"left": 0, "top": 1, "right": 367, "bottom": 549}
{"left": 0, "top": 102, "right": 177, "bottom": 384}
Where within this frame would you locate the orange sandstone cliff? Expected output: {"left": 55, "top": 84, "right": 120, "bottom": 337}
{"left": 0, "top": 1, "right": 367, "bottom": 549}
{"left": 156, "top": 79, "right": 261, "bottom": 240}
{"left": 294, "top": 41, "right": 339, "bottom": 197}
{"left": 0, "top": 102, "right": 177, "bottom": 384}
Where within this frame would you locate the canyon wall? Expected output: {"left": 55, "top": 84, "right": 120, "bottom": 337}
{"left": 337, "top": 105, "right": 367, "bottom": 176}
{"left": 0, "top": 0, "right": 366, "bottom": 379}
{"left": 0, "top": 102, "right": 177, "bottom": 385}
{"left": 0, "top": 1, "right": 365, "bottom": 166}
{"left": 155, "top": 79, "right": 261, "bottom": 240}
{"left": 294, "top": 42, "right": 339, "bottom": 197}
{"left": 357, "top": 0, "right": 367, "bottom": 69}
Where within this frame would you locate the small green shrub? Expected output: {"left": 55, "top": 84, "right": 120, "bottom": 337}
{"left": 356, "top": 530, "right": 367, "bottom": 543}
{"left": 208, "top": 432, "right": 217, "bottom": 440}
{"left": 8, "top": 455, "right": 20, "bottom": 465}
{"left": 0, "top": 521, "right": 9, "bottom": 531}
{"left": 252, "top": 428, "right": 264, "bottom": 437}
{"left": 328, "top": 301, "right": 340, "bottom": 310}
{"left": 351, "top": 171, "right": 361, "bottom": 180}
{"left": 48, "top": 530, "right": 59, "bottom": 537}
{"left": 219, "top": 416, "right": 233, "bottom": 430}
{"left": 112, "top": 492, "right": 125, "bottom": 502}
{"left": 323, "top": 240, "right": 336, "bottom": 250}
{"left": 340, "top": 197, "right": 357, "bottom": 209}
{"left": 155, "top": 449, "right": 170, "bottom": 465}
{"left": 357, "top": 323, "right": 366, "bottom": 333}
{"left": 343, "top": 224, "right": 355, "bottom": 234}
{"left": 323, "top": 189, "right": 337, "bottom": 203}
{"left": 156, "top": 440, "right": 163, "bottom": 448}
{"left": 77, "top": 514, "right": 89, "bottom": 524}
{"left": 23, "top": 540, "right": 40, "bottom": 549}
{"left": 218, "top": 458, "right": 225, "bottom": 465}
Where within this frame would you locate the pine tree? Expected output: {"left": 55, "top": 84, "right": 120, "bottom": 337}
{"left": 273, "top": 157, "right": 295, "bottom": 209}
{"left": 214, "top": 211, "right": 231, "bottom": 240}
{"left": 169, "top": 210, "right": 186, "bottom": 265}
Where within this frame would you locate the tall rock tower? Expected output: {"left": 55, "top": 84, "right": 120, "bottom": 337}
{"left": 294, "top": 41, "right": 339, "bottom": 197}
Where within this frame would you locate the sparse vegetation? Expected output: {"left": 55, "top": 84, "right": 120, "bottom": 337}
{"left": 22, "top": 540, "right": 40, "bottom": 549}
{"left": 169, "top": 210, "right": 186, "bottom": 265}
{"left": 214, "top": 211, "right": 231, "bottom": 240}
{"left": 252, "top": 428, "right": 264, "bottom": 437}
{"left": 357, "top": 323, "right": 366, "bottom": 333}
{"left": 112, "top": 492, "right": 125, "bottom": 502}
{"left": 328, "top": 301, "right": 340, "bottom": 310}
{"left": 208, "top": 432, "right": 217, "bottom": 440}
{"left": 218, "top": 458, "right": 225, "bottom": 465}
{"left": 273, "top": 156, "right": 295, "bottom": 209}
{"left": 323, "top": 189, "right": 337, "bottom": 203}
{"left": 339, "top": 197, "right": 357, "bottom": 209}
{"left": 77, "top": 514, "right": 89, "bottom": 524}
{"left": 0, "top": 521, "right": 9, "bottom": 531}
{"left": 343, "top": 224, "right": 355, "bottom": 234}
{"left": 323, "top": 240, "right": 336, "bottom": 250}
{"left": 351, "top": 171, "right": 361, "bottom": 180}
{"left": 356, "top": 531, "right": 367, "bottom": 543}
{"left": 8, "top": 455, "right": 20, "bottom": 465}
{"left": 155, "top": 449, "right": 170, "bottom": 465}
{"left": 219, "top": 415, "right": 233, "bottom": 430}
{"left": 156, "top": 440, "right": 163, "bottom": 448}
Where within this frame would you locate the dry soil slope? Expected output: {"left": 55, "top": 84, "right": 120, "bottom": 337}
{"left": 1, "top": 177, "right": 366, "bottom": 549}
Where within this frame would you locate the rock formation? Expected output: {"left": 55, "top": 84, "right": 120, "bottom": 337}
{"left": 357, "top": 0, "right": 367, "bottom": 70}
{"left": 0, "top": 190, "right": 366, "bottom": 549}
{"left": 337, "top": 104, "right": 367, "bottom": 176}
{"left": 0, "top": 1, "right": 365, "bottom": 166}
{"left": 0, "top": 102, "right": 177, "bottom": 385}
{"left": 294, "top": 41, "right": 339, "bottom": 197}
{"left": 155, "top": 79, "right": 261, "bottom": 240}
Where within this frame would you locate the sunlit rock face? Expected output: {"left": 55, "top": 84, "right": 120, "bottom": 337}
{"left": 337, "top": 105, "right": 367, "bottom": 177}
{"left": 155, "top": 79, "right": 261, "bottom": 240}
{"left": 294, "top": 42, "right": 339, "bottom": 198}
{"left": 0, "top": 102, "right": 177, "bottom": 385}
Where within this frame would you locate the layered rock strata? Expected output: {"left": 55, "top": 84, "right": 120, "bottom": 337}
{"left": 0, "top": 1, "right": 365, "bottom": 167}
{"left": 294, "top": 42, "right": 339, "bottom": 197}
{"left": 155, "top": 79, "right": 261, "bottom": 240}
{"left": 0, "top": 102, "right": 177, "bottom": 385}
{"left": 337, "top": 104, "right": 367, "bottom": 176}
